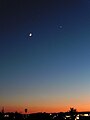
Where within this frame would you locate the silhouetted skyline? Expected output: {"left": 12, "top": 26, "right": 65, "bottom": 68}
{"left": 1, "top": 107, "right": 90, "bottom": 120}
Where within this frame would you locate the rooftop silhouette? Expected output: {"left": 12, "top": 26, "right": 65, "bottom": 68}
{"left": 1, "top": 107, "right": 90, "bottom": 120}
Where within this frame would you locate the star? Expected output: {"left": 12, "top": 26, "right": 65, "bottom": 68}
{"left": 59, "top": 25, "right": 62, "bottom": 29}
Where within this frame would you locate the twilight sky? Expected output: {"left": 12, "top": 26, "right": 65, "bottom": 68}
{"left": 0, "top": 0, "right": 90, "bottom": 113}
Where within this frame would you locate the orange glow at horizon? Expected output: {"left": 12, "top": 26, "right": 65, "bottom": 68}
{"left": 2, "top": 97, "right": 90, "bottom": 113}
{"left": 2, "top": 104, "right": 90, "bottom": 114}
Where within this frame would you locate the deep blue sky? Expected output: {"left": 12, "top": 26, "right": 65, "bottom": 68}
{"left": 0, "top": 0, "right": 90, "bottom": 112}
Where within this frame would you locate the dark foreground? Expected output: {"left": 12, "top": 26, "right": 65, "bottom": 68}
{"left": 1, "top": 111, "right": 90, "bottom": 120}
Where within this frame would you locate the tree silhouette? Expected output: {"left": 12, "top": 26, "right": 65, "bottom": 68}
{"left": 69, "top": 107, "right": 77, "bottom": 120}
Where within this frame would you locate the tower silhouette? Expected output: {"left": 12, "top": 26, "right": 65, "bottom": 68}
{"left": 25, "top": 108, "right": 28, "bottom": 114}
{"left": 2, "top": 107, "right": 4, "bottom": 113}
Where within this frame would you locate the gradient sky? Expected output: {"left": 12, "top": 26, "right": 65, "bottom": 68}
{"left": 0, "top": 0, "right": 90, "bottom": 113}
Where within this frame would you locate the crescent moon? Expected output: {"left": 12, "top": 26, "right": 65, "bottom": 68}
{"left": 29, "top": 33, "right": 32, "bottom": 37}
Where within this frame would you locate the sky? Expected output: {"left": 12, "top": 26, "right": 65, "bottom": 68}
{"left": 0, "top": 0, "right": 90, "bottom": 113}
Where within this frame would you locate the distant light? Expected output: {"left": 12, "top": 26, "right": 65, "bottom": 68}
{"left": 4, "top": 115, "right": 9, "bottom": 117}
{"left": 75, "top": 115, "right": 79, "bottom": 120}
{"left": 84, "top": 114, "right": 89, "bottom": 116}
{"left": 76, "top": 116, "right": 79, "bottom": 119}
{"left": 66, "top": 115, "right": 70, "bottom": 118}
{"left": 53, "top": 115, "right": 56, "bottom": 119}
{"left": 29, "top": 33, "right": 32, "bottom": 37}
